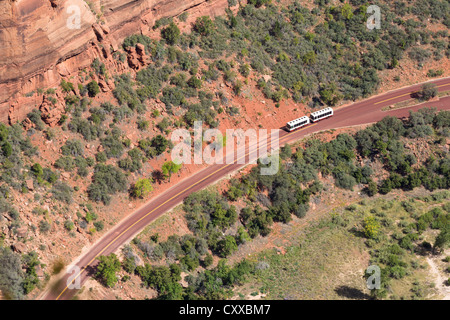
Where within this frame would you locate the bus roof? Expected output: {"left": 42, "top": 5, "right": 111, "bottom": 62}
{"left": 287, "top": 116, "right": 309, "bottom": 126}
{"left": 311, "top": 107, "right": 333, "bottom": 116}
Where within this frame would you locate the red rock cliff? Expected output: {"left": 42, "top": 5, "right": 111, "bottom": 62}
{"left": 0, "top": 0, "right": 229, "bottom": 123}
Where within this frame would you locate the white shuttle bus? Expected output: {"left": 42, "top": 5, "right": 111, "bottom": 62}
{"left": 310, "top": 107, "right": 333, "bottom": 122}
{"left": 286, "top": 116, "right": 310, "bottom": 132}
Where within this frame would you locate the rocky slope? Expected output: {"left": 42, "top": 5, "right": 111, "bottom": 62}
{"left": 0, "top": 0, "right": 229, "bottom": 123}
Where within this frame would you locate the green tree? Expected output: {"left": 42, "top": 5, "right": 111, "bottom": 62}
{"left": 162, "top": 161, "right": 182, "bottom": 182}
{"left": 203, "top": 254, "right": 213, "bottom": 268}
{"left": 136, "top": 263, "right": 182, "bottom": 299}
{"left": 60, "top": 79, "right": 74, "bottom": 93}
{"left": 96, "top": 254, "right": 121, "bottom": 287}
{"left": 187, "top": 76, "right": 202, "bottom": 89}
{"left": 151, "top": 135, "right": 171, "bottom": 156}
{"left": 319, "top": 83, "right": 342, "bottom": 106}
{"left": 417, "top": 83, "right": 438, "bottom": 101}
{"left": 366, "top": 180, "right": 378, "bottom": 197}
{"left": 161, "top": 22, "right": 181, "bottom": 45}
{"left": 2, "top": 142, "right": 12, "bottom": 157}
{"left": 31, "top": 163, "right": 44, "bottom": 179}
{"left": 341, "top": 3, "right": 354, "bottom": 20}
{"left": 194, "top": 16, "right": 214, "bottom": 36}
{"left": 87, "top": 81, "right": 100, "bottom": 97}
{"left": 216, "top": 235, "right": 238, "bottom": 257}
{"left": 131, "top": 178, "right": 153, "bottom": 198}
{"left": 363, "top": 215, "right": 380, "bottom": 240}
{"left": 0, "top": 247, "right": 25, "bottom": 299}
{"left": 434, "top": 226, "right": 450, "bottom": 252}
{"left": 22, "top": 251, "right": 40, "bottom": 294}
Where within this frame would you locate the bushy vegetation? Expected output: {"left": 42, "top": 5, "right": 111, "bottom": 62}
{"left": 161, "top": 22, "right": 181, "bottom": 45}
{"left": 123, "top": 241, "right": 255, "bottom": 299}
{"left": 87, "top": 81, "right": 100, "bottom": 97}
{"left": 416, "top": 83, "right": 438, "bottom": 101}
{"left": 96, "top": 254, "right": 121, "bottom": 287}
{"left": 0, "top": 247, "right": 42, "bottom": 300}
{"left": 179, "top": 0, "right": 447, "bottom": 106}
{"left": 51, "top": 182, "right": 73, "bottom": 204}
{"left": 184, "top": 190, "right": 238, "bottom": 236}
{"left": 361, "top": 194, "right": 450, "bottom": 299}
{"left": 0, "top": 247, "right": 26, "bottom": 299}
{"left": 138, "top": 135, "right": 173, "bottom": 158}
{"left": 161, "top": 161, "right": 182, "bottom": 182}
{"left": 88, "top": 164, "right": 128, "bottom": 205}
{"left": 131, "top": 178, "right": 153, "bottom": 198}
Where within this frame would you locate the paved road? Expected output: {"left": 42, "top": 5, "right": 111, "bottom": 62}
{"left": 42, "top": 78, "right": 450, "bottom": 300}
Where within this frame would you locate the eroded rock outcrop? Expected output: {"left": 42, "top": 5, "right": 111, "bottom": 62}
{"left": 98, "top": 75, "right": 115, "bottom": 92}
{"left": 125, "top": 43, "right": 150, "bottom": 70}
{"left": 39, "top": 94, "right": 64, "bottom": 127}
{"left": 0, "top": 0, "right": 230, "bottom": 123}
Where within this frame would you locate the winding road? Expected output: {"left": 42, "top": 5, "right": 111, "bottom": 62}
{"left": 41, "top": 77, "right": 450, "bottom": 300}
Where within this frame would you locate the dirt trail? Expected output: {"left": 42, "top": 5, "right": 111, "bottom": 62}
{"left": 426, "top": 255, "right": 450, "bottom": 300}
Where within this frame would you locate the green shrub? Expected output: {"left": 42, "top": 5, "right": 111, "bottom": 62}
{"left": 87, "top": 81, "right": 100, "bottom": 97}
{"left": 39, "top": 220, "right": 51, "bottom": 233}
{"left": 194, "top": 16, "right": 215, "bottom": 36}
{"left": 417, "top": 83, "right": 438, "bottom": 101}
{"left": 51, "top": 182, "right": 73, "bottom": 204}
{"left": 88, "top": 164, "right": 128, "bottom": 205}
{"left": 94, "top": 221, "right": 104, "bottom": 231}
{"left": 64, "top": 220, "right": 74, "bottom": 231}
{"left": 131, "top": 178, "right": 153, "bottom": 198}
{"left": 60, "top": 79, "right": 75, "bottom": 93}
{"left": 96, "top": 254, "right": 121, "bottom": 287}
{"left": 61, "top": 139, "right": 84, "bottom": 157}
{"left": 27, "top": 109, "right": 45, "bottom": 131}
{"left": 161, "top": 22, "right": 181, "bottom": 45}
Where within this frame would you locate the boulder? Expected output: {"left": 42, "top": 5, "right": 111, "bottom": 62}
{"left": 12, "top": 242, "right": 27, "bottom": 253}
{"left": 22, "top": 118, "right": 35, "bottom": 131}
{"left": 15, "top": 227, "right": 28, "bottom": 238}
{"left": 26, "top": 179, "right": 34, "bottom": 191}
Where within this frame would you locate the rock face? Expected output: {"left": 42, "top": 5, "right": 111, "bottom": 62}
{"left": 0, "top": 0, "right": 230, "bottom": 123}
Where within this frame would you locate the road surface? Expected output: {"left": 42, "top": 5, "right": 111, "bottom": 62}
{"left": 42, "top": 78, "right": 450, "bottom": 300}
